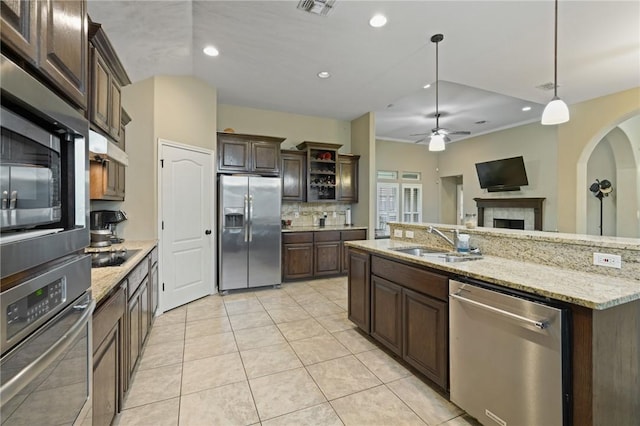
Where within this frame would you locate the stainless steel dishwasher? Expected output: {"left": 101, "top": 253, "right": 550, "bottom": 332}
{"left": 449, "top": 279, "right": 571, "bottom": 426}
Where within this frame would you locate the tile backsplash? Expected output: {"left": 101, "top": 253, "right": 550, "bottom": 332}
{"left": 282, "top": 202, "right": 352, "bottom": 227}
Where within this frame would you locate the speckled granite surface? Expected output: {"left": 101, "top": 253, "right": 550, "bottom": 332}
{"left": 282, "top": 225, "right": 367, "bottom": 233}
{"left": 346, "top": 239, "right": 640, "bottom": 310}
{"left": 389, "top": 222, "right": 640, "bottom": 281}
{"left": 90, "top": 240, "right": 157, "bottom": 304}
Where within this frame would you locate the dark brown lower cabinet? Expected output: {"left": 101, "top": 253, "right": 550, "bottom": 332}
{"left": 283, "top": 230, "right": 366, "bottom": 281}
{"left": 314, "top": 241, "right": 341, "bottom": 276}
{"left": 371, "top": 276, "right": 402, "bottom": 355}
{"left": 140, "top": 277, "right": 150, "bottom": 346}
{"left": 402, "top": 288, "right": 448, "bottom": 389}
{"left": 282, "top": 232, "right": 314, "bottom": 280}
{"left": 93, "top": 324, "right": 119, "bottom": 426}
{"left": 127, "top": 290, "right": 141, "bottom": 376}
{"left": 347, "top": 249, "right": 370, "bottom": 332}
{"left": 313, "top": 231, "right": 341, "bottom": 276}
{"left": 354, "top": 254, "right": 449, "bottom": 392}
{"left": 92, "top": 282, "right": 125, "bottom": 426}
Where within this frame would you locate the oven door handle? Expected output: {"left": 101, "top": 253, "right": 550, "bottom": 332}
{"left": 0, "top": 299, "right": 95, "bottom": 402}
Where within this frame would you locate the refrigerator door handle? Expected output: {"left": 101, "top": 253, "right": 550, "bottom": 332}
{"left": 248, "top": 195, "right": 253, "bottom": 242}
{"left": 244, "top": 194, "right": 249, "bottom": 242}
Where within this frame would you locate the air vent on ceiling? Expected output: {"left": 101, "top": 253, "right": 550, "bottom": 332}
{"left": 537, "top": 82, "right": 559, "bottom": 91}
{"left": 297, "top": 0, "right": 336, "bottom": 16}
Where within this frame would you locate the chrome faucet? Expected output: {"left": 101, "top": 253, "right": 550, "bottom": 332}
{"left": 428, "top": 226, "right": 457, "bottom": 249}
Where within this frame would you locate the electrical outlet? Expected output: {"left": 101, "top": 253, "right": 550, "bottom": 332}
{"left": 405, "top": 230, "right": 414, "bottom": 239}
{"left": 294, "top": 212, "right": 299, "bottom": 218}
{"left": 394, "top": 229, "right": 403, "bottom": 238}
{"left": 593, "top": 253, "right": 622, "bottom": 269}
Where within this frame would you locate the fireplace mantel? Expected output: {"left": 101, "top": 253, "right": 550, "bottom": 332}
{"left": 474, "top": 197, "right": 545, "bottom": 230}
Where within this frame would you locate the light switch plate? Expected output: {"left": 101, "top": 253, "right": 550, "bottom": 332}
{"left": 405, "top": 230, "right": 414, "bottom": 238}
{"left": 294, "top": 212, "right": 299, "bottom": 218}
{"left": 394, "top": 229, "right": 403, "bottom": 237}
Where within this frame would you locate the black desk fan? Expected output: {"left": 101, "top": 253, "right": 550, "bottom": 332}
{"left": 589, "top": 179, "right": 613, "bottom": 235}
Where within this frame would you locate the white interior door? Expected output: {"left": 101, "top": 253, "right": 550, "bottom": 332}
{"left": 160, "top": 141, "right": 214, "bottom": 312}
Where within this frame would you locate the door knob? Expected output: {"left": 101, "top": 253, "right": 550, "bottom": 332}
{"left": 205, "top": 229, "right": 212, "bottom": 235}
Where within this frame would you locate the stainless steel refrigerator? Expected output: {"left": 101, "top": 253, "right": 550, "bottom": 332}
{"left": 218, "top": 175, "right": 281, "bottom": 291}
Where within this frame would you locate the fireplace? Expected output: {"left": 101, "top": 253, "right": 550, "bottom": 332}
{"left": 494, "top": 218, "right": 525, "bottom": 229}
{"left": 474, "top": 198, "right": 545, "bottom": 231}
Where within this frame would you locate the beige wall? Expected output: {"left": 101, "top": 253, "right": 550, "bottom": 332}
{"left": 154, "top": 76, "right": 217, "bottom": 151}
{"left": 437, "top": 122, "right": 559, "bottom": 231}
{"left": 375, "top": 140, "right": 440, "bottom": 224}
{"left": 217, "top": 104, "right": 351, "bottom": 152}
{"left": 560, "top": 87, "right": 640, "bottom": 233}
{"left": 97, "top": 75, "right": 217, "bottom": 241}
{"left": 351, "top": 113, "right": 375, "bottom": 235}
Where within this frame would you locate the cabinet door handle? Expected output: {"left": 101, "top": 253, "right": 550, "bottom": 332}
{"left": 205, "top": 229, "right": 212, "bottom": 235}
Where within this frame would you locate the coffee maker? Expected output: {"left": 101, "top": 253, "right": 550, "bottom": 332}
{"left": 90, "top": 210, "right": 127, "bottom": 247}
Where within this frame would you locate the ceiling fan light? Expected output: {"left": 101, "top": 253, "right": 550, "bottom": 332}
{"left": 429, "top": 134, "right": 446, "bottom": 151}
{"left": 541, "top": 96, "right": 570, "bottom": 125}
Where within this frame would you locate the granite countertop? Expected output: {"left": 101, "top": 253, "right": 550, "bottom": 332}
{"left": 346, "top": 239, "right": 640, "bottom": 310}
{"left": 90, "top": 240, "right": 157, "bottom": 304}
{"left": 282, "top": 225, "right": 367, "bottom": 233}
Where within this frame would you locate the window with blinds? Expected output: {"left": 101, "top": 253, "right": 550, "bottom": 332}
{"left": 376, "top": 182, "right": 399, "bottom": 236}
{"left": 402, "top": 183, "right": 422, "bottom": 223}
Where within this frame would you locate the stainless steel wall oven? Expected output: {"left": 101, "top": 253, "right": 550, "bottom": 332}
{"left": 1, "top": 54, "right": 93, "bottom": 425}
{"left": 1, "top": 255, "right": 94, "bottom": 425}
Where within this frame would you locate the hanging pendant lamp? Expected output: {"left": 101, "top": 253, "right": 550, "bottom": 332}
{"left": 429, "top": 34, "right": 446, "bottom": 152}
{"left": 541, "top": 0, "right": 570, "bottom": 125}
{"left": 429, "top": 134, "right": 446, "bottom": 152}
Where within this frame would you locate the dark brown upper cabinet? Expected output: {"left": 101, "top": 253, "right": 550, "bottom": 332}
{"left": 89, "top": 19, "right": 131, "bottom": 145}
{"left": 281, "top": 150, "right": 307, "bottom": 201}
{"left": 337, "top": 154, "right": 359, "bottom": 203}
{"left": 296, "top": 141, "right": 342, "bottom": 202}
{"left": 217, "top": 132, "right": 285, "bottom": 176}
{"left": 1, "top": 0, "right": 88, "bottom": 110}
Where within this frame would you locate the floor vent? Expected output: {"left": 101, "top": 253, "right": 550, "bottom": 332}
{"left": 297, "top": 0, "right": 336, "bottom": 16}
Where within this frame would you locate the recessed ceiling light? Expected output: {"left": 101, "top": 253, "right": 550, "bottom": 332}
{"left": 423, "top": 84, "right": 431, "bottom": 89}
{"left": 317, "top": 71, "right": 331, "bottom": 79}
{"left": 522, "top": 106, "right": 532, "bottom": 111}
{"left": 203, "top": 46, "right": 219, "bottom": 57}
{"left": 475, "top": 120, "right": 487, "bottom": 125}
{"left": 369, "top": 14, "right": 387, "bottom": 28}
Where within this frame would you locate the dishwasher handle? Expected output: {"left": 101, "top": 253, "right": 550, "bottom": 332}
{"left": 450, "top": 292, "right": 549, "bottom": 330}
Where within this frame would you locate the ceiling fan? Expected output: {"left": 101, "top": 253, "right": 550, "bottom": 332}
{"left": 412, "top": 34, "right": 470, "bottom": 151}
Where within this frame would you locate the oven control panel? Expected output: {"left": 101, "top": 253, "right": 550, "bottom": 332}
{"left": 6, "top": 279, "right": 66, "bottom": 338}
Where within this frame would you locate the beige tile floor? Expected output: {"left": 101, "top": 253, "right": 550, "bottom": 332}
{"left": 115, "top": 277, "right": 479, "bottom": 426}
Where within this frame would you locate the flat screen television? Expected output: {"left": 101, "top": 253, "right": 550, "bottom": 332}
{"left": 475, "top": 156, "right": 528, "bottom": 192}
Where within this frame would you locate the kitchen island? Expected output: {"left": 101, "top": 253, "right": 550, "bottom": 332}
{"left": 346, "top": 224, "right": 640, "bottom": 426}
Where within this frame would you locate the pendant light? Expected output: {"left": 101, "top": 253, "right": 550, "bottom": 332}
{"left": 429, "top": 34, "right": 446, "bottom": 151}
{"left": 541, "top": 0, "right": 570, "bottom": 125}
{"left": 429, "top": 134, "right": 446, "bottom": 152}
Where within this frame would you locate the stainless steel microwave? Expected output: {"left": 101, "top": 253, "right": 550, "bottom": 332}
{"left": 1, "top": 107, "right": 62, "bottom": 231}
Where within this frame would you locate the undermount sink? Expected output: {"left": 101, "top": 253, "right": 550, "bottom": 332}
{"left": 389, "top": 247, "right": 447, "bottom": 256}
{"left": 390, "top": 247, "right": 483, "bottom": 263}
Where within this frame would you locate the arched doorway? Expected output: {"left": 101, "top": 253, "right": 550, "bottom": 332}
{"left": 578, "top": 114, "right": 640, "bottom": 237}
